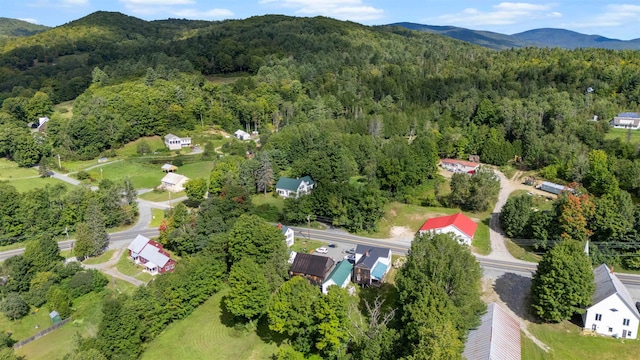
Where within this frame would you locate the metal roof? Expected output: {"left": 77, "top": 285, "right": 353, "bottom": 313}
{"left": 324, "top": 260, "right": 353, "bottom": 286}
{"left": 275, "top": 176, "right": 314, "bottom": 192}
{"left": 355, "top": 245, "right": 391, "bottom": 270}
{"left": 592, "top": 264, "right": 640, "bottom": 319}
{"left": 419, "top": 212, "right": 478, "bottom": 238}
{"left": 161, "top": 173, "right": 188, "bottom": 185}
{"left": 128, "top": 234, "right": 151, "bottom": 254}
{"left": 463, "top": 302, "right": 521, "bottom": 360}
{"left": 138, "top": 243, "right": 171, "bottom": 268}
{"left": 371, "top": 262, "right": 388, "bottom": 280}
{"left": 290, "top": 253, "right": 335, "bottom": 278}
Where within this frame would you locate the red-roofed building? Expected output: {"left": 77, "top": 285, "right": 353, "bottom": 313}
{"left": 127, "top": 234, "right": 176, "bottom": 275}
{"left": 440, "top": 158, "right": 480, "bottom": 174}
{"left": 419, "top": 213, "right": 478, "bottom": 245}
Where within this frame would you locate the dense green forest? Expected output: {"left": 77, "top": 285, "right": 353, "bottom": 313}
{"left": 0, "top": 11, "right": 640, "bottom": 359}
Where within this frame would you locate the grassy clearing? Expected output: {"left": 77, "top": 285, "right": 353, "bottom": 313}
{"left": 510, "top": 190, "right": 554, "bottom": 212}
{"left": 251, "top": 193, "right": 285, "bottom": 222}
{"left": 59, "top": 159, "right": 100, "bottom": 173}
{"left": 8, "top": 177, "right": 74, "bottom": 193}
{"left": 499, "top": 165, "right": 517, "bottom": 180}
{"left": 252, "top": 193, "right": 285, "bottom": 210}
{"left": 116, "top": 251, "right": 153, "bottom": 282}
{"left": 527, "top": 321, "right": 640, "bottom": 359}
{"left": 473, "top": 219, "right": 491, "bottom": 255}
{"left": 141, "top": 288, "right": 279, "bottom": 360}
{"left": 0, "top": 159, "right": 39, "bottom": 179}
{"left": 180, "top": 161, "right": 215, "bottom": 180}
{"left": 82, "top": 249, "right": 115, "bottom": 265}
{"left": 86, "top": 160, "right": 162, "bottom": 189}
{"left": 16, "top": 291, "right": 105, "bottom": 360}
{"left": 116, "top": 136, "right": 166, "bottom": 157}
{"left": 605, "top": 128, "right": 640, "bottom": 145}
{"left": 138, "top": 190, "right": 186, "bottom": 202}
{"left": 106, "top": 278, "right": 138, "bottom": 297}
{"left": 150, "top": 208, "right": 166, "bottom": 228}
{"left": 290, "top": 239, "right": 327, "bottom": 254}
{"left": 53, "top": 100, "right": 74, "bottom": 119}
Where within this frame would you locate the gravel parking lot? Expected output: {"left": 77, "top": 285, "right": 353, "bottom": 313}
{"left": 311, "top": 241, "right": 357, "bottom": 264}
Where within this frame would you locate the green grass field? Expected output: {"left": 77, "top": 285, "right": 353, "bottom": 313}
{"left": 150, "top": 208, "right": 166, "bottom": 228}
{"left": 138, "top": 190, "right": 186, "bottom": 202}
{"left": 116, "top": 136, "right": 167, "bottom": 157}
{"left": 605, "top": 128, "right": 640, "bottom": 145}
{"left": 527, "top": 321, "right": 640, "bottom": 359}
{"left": 290, "top": 239, "right": 327, "bottom": 254}
{"left": 522, "top": 332, "right": 547, "bottom": 360}
{"left": 15, "top": 291, "right": 105, "bottom": 360}
{"left": 180, "top": 161, "right": 215, "bottom": 180}
{"left": 0, "top": 159, "right": 39, "bottom": 179}
{"left": 82, "top": 249, "right": 115, "bottom": 265}
{"left": 116, "top": 251, "right": 153, "bottom": 282}
{"left": 252, "top": 193, "right": 285, "bottom": 210}
{"left": 86, "top": 160, "right": 162, "bottom": 189}
{"left": 141, "top": 289, "right": 279, "bottom": 360}
{"left": 8, "top": 177, "right": 74, "bottom": 193}
{"left": 371, "top": 202, "right": 491, "bottom": 254}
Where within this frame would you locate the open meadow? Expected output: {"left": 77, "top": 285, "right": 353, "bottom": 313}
{"left": 140, "top": 289, "right": 279, "bottom": 360}
{"left": 604, "top": 128, "right": 640, "bottom": 145}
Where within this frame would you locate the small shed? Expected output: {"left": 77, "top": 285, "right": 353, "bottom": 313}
{"left": 49, "top": 311, "right": 62, "bottom": 324}
{"left": 161, "top": 163, "right": 178, "bottom": 172}
{"left": 540, "top": 181, "right": 572, "bottom": 195}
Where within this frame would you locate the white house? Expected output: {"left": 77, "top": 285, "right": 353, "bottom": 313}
{"left": 352, "top": 245, "right": 392, "bottom": 286}
{"left": 164, "top": 133, "right": 191, "bottom": 150}
{"left": 160, "top": 173, "right": 189, "bottom": 192}
{"left": 584, "top": 264, "right": 640, "bottom": 339}
{"left": 277, "top": 223, "right": 295, "bottom": 247}
{"left": 234, "top": 130, "right": 251, "bottom": 141}
{"left": 418, "top": 212, "right": 478, "bottom": 246}
{"left": 440, "top": 158, "right": 480, "bottom": 173}
{"left": 322, "top": 260, "right": 353, "bottom": 295}
{"left": 610, "top": 112, "right": 640, "bottom": 130}
{"left": 275, "top": 176, "right": 315, "bottom": 199}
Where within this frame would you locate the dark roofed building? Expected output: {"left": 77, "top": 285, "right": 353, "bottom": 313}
{"left": 353, "top": 245, "right": 391, "bottom": 286}
{"left": 289, "top": 253, "right": 335, "bottom": 286}
{"left": 610, "top": 112, "right": 640, "bottom": 130}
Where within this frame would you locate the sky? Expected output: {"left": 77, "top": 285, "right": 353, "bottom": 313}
{"left": 2, "top": 0, "right": 640, "bottom": 40}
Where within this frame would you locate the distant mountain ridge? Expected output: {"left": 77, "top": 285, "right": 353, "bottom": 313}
{"left": 0, "top": 18, "right": 49, "bottom": 38}
{"left": 391, "top": 22, "right": 640, "bottom": 50}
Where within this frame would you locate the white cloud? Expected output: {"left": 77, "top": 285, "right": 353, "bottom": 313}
{"left": 430, "top": 2, "right": 556, "bottom": 26}
{"left": 118, "top": 0, "right": 232, "bottom": 19}
{"left": 260, "top": 0, "right": 384, "bottom": 21}
{"left": 60, "top": 0, "right": 88, "bottom": 5}
{"left": 18, "top": 18, "right": 40, "bottom": 24}
{"left": 27, "top": 0, "right": 88, "bottom": 8}
{"left": 568, "top": 4, "right": 640, "bottom": 28}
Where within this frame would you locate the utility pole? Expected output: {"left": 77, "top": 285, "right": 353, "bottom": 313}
{"left": 57, "top": 154, "right": 61, "bottom": 169}
{"left": 307, "top": 214, "right": 311, "bottom": 242}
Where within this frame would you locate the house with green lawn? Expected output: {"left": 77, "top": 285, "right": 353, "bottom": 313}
{"left": 275, "top": 176, "right": 315, "bottom": 199}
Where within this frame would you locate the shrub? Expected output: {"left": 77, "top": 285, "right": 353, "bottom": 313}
{"left": 1, "top": 293, "right": 29, "bottom": 320}
{"left": 76, "top": 171, "right": 91, "bottom": 180}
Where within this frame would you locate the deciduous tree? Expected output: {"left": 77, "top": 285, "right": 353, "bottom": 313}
{"left": 225, "top": 258, "right": 270, "bottom": 321}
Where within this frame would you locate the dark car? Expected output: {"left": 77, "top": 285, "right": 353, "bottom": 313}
{"left": 345, "top": 248, "right": 356, "bottom": 254}
{"left": 328, "top": 243, "right": 337, "bottom": 248}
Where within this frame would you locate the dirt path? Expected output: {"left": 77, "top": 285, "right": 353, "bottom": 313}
{"left": 83, "top": 248, "right": 146, "bottom": 287}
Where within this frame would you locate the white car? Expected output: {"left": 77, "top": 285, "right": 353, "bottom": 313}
{"left": 315, "top": 247, "right": 329, "bottom": 254}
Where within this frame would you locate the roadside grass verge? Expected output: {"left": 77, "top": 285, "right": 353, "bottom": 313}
{"left": 150, "top": 208, "right": 166, "bottom": 228}
{"left": 473, "top": 219, "right": 491, "bottom": 255}
{"left": 82, "top": 249, "right": 115, "bottom": 265}
{"left": 15, "top": 291, "right": 105, "bottom": 360}
{"left": 527, "top": 321, "right": 640, "bottom": 360}
{"left": 140, "top": 288, "right": 279, "bottom": 360}
{"left": 505, "top": 239, "right": 541, "bottom": 262}
{"left": 290, "top": 239, "right": 327, "bottom": 254}
{"left": 138, "top": 190, "right": 186, "bottom": 202}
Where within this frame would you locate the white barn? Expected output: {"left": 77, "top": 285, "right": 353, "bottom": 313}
{"left": 160, "top": 173, "right": 189, "bottom": 192}
{"left": 583, "top": 264, "right": 640, "bottom": 339}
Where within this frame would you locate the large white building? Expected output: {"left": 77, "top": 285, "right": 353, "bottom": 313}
{"left": 164, "top": 133, "right": 191, "bottom": 150}
{"left": 418, "top": 212, "right": 478, "bottom": 246}
{"left": 583, "top": 264, "right": 640, "bottom": 339}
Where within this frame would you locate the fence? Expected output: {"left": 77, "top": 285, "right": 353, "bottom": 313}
{"left": 13, "top": 317, "right": 72, "bottom": 349}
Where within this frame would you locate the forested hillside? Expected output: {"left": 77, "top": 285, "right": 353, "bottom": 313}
{"left": 0, "top": 18, "right": 49, "bottom": 38}
{"left": 1, "top": 12, "right": 640, "bottom": 359}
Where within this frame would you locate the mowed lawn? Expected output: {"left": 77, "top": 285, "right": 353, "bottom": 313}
{"left": 0, "top": 159, "right": 39, "bottom": 179}
{"left": 86, "top": 160, "right": 163, "bottom": 189}
{"left": 8, "top": 177, "right": 74, "bottom": 192}
{"left": 526, "top": 321, "right": 640, "bottom": 360}
{"left": 116, "top": 136, "right": 167, "bottom": 157}
{"left": 141, "top": 289, "right": 279, "bottom": 360}
{"left": 372, "top": 202, "right": 491, "bottom": 255}
{"left": 604, "top": 128, "right": 640, "bottom": 145}
{"left": 15, "top": 291, "right": 105, "bottom": 360}
{"left": 180, "top": 161, "right": 215, "bottom": 180}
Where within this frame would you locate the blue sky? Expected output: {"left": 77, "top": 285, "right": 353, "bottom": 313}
{"left": 3, "top": 0, "right": 640, "bottom": 39}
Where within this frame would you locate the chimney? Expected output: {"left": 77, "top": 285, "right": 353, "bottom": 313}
{"left": 277, "top": 223, "right": 282, "bottom": 230}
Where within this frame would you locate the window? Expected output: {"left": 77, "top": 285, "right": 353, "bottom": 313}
{"left": 624, "top": 319, "right": 631, "bottom": 326}
{"left": 595, "top": 314, "right": 602, "bottom": 321}
{"left": 592, "top": 324, "right": 597, "bottom": 331}
{"left": 610, "top": 308, "right": 619, "bottom": 312}
{"left": 609, "top": 327, "right": 613, "bottom": 333}
{"left": 629, "top": 332, "right": 633, "bottom": 338}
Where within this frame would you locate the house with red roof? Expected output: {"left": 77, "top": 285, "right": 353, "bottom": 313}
{"left": 127, "top": 234, "right": 176, "bottom": 275}
{"left": 418, "top": 213, "right": 478, "bottom": 246}
{"left": 440, "top": 158, "right": 480, "bottom": 174}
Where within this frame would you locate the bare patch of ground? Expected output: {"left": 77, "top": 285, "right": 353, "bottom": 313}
{"left": 482, "top": 275, "right": 551, "bottom": 352}
{"left": 390, "top": 226, "right": 414, "bottom": 239}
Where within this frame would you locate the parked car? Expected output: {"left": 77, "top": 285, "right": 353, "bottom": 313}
{"left": 344, "top": 254, "right": 356, "bottom": 263}
{"left": 345, "top": 248, "right": 356, "bottom": 254}
{"left": 315, "top": 247, "right": 329, "bottom": 254}
{"left": 328, "top": 243, "right": 337, "bottom": 248}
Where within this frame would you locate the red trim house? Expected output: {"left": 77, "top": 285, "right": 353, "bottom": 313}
{"left": 419, "top": 213, "right": 478, "bottom": 246}
{"left": 127, "top": 234, "right": 176, "bottom": 275}
{"left": 440, "top": 159, "right": 480, "bottom": 174}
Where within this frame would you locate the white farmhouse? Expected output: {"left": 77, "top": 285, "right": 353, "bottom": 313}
{"left": 164, "top": 133, "right": 191, "bottom": 150}
{"left": 583, "top": 264, "right": 640, "bottom": 339}
{"left": 275, "top": 176, "right": 315, "bottom": 199}
{"left": 276, "top": 223, "right": 295, "bottom": 247}
{"left": 418, "top": 212, "right": 478, "bottom": 246}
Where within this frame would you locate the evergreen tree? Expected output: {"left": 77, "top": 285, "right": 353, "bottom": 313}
{"left": 84, "top": 198, "right": 108, "bottom": 255}
{"left": 73, "top": 222, "right": 93, "bottom": 260}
